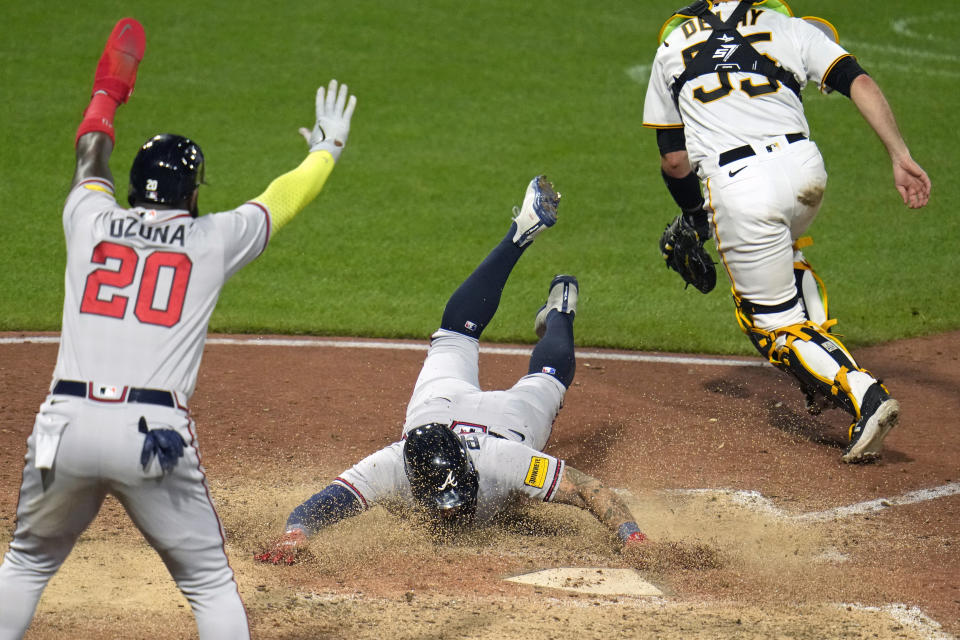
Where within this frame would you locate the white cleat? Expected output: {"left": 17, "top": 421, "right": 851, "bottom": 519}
{"left": 512, "top": 175, "right": 560, "bottom": 247}
{"left": 842, "top": 384, "right": 899, "bottom": 463}
{"left": 534, "top": 274, "right": 578, "bottom": 338}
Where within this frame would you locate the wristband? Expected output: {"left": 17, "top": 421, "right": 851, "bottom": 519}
{"left": 75, "top": 92, "right": 120, "bottom": 145}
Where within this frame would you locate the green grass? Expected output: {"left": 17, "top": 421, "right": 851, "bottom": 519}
{"left": 1, "top": 1, "right": 955, "bottom": 353}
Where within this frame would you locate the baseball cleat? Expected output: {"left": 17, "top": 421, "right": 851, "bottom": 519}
{"left": 535, "top": 274, "right": 578, "bottom": 338}
{"left": 842, "top": 383, "right": 899, "bottom": 463}
{"left": 512, "top": 175, "right": 560, "bottom": 247}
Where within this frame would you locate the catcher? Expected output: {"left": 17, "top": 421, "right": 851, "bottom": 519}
{"left": 256, "top": 177, "right": 648, "bottom": 564}
{"left": 645, "top": 0, "right": 930, "bottom": 462}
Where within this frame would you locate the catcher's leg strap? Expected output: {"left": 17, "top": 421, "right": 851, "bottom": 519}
{"left": 732, "top": 290, "right": 803, "bottom": 354}
{"left": 792, "top": 237, "right": 835, "bottom": 332}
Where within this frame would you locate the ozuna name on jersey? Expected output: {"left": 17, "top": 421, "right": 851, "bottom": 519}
{"left": 110, "top": 215, "right": 186, "bottom": 247}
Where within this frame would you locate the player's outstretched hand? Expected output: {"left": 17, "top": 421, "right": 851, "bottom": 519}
{"left": 893, "top": 155, "right": 931, "bottom": 209}
{"left": 297, "top": 79, "right": 357, "bottom": 162}
{"left": 92, "top": 18, "right": 146, "bottom": 103}
{"left": 254, "top": 528, "right": 309, "bottom": 565}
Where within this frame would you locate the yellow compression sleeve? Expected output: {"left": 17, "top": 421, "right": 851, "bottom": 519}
{"left": 253, "top": 150, "right": 336, "bottom": 234}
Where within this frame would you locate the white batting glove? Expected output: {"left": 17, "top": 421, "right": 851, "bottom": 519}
{"left": 298, "top": 79, "right": 357, "bottom": 162}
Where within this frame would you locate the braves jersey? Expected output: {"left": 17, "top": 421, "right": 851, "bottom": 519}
{"left": 333, "top": 432, "right": 565, "bottom": 524}
{"left": 52, "top": 178, "right": 271, "bottom": 399}
{"left": 642, "top": 3, "right": 849, "bottom": 170}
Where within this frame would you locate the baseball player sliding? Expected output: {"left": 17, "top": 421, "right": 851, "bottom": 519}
{"left": 643, "top": 0, "right": 930, "bottom": 462}
{"left": 256, "top": 177, "right": 648, "bottom": 565}
{"left": 0, "top": 18, "right": 356, "bottom": 640}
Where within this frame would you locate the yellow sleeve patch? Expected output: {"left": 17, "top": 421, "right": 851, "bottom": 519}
{"left": 83, "top": 183, "right": 112, "bottom": 194}
{"left": 525, "top": 456, "right": 549, "bottom": 489}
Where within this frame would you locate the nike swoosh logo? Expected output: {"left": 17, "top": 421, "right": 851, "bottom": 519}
{"left": 728, "top": 166, "right": 747, "bottom": 177}
{"left": 507, "top": 429, "right": 526, "bottom": 442}
{"left": 119, "top": 24, "right": 132, "bottom": 38}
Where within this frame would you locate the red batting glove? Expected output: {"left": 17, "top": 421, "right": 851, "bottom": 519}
{"left": 76, "top": 18, "right": 146, "bottom": 145}
{"left": 254, "top": 528, "right": 308, "bottom": 565}
{"left": 623, "top": 531, "right": 648, "bottom": 546}
{"left": 92, "top": 18, "right": 146, "bottom": 103}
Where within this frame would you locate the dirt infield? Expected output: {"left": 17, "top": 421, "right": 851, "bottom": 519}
{"left": 1, "top": 331, "right": 958, "bottom": 639}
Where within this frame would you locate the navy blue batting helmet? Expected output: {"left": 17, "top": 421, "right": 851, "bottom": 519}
{"left": 403, "top": 423, "right": 479, "bottom": 523}
{"left": 128, "top": 134, "right": 204, "bottom": 211}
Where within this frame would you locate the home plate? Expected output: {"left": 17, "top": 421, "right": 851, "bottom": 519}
{"left": 504, "top": 568, "right": 663, "bottom": 596}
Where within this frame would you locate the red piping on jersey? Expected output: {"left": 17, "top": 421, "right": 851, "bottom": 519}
{"left": 451, "top": 420, "right": 488, "bottom": 434}
{"left": 246, "top": 201, "right": 271, "bottom": 256}
{"left": 173, "top": 392, "right": 189, "bottom": 411}
{"left": 332, "top": 477, "right": 368, "bottom": 509}
{"left": 160, "top": 212, "right": 194, "bottom": 221}
{"left": 543, "top": 460, "right": 564, "bottom": 502}
{"left": 186, "top": 416, "right": 251, "bottom": 626}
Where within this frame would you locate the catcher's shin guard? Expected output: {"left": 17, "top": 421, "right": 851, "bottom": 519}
{"left": 735, "top": 302, "right": 879, "bottom": 421}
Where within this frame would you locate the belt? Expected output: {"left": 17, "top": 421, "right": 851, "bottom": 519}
{"left": 52, "top": 380, "right": 176, "bottom": 408}
{"left": 718, "top": 133, "right": 806, "bottom": 167}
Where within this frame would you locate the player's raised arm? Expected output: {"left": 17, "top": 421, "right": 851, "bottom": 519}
{"left": 251, "top": 79, "right": 358, "bottom": 235}
{"left": 550, "top": 466, "right": 648, "bottom": 548}
{"left": 847, "top": 74, "right": 931, "bottom": 209}
{"left": 72, "top": 18, "right": 146, "bottom": 189}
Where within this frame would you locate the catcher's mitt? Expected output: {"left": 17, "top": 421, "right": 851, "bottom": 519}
{"left": 659, "top": 214, "right": 716, "bottom": 294}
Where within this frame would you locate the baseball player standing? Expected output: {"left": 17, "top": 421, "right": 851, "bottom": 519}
{"left": 642, "top": 0, "right": 930, "bottom": 462}
{"left": 0, "top": 18, "right": 356, "bottom": 639}
{"left": 256, "top": 177, "right": 649, "bottom": 565}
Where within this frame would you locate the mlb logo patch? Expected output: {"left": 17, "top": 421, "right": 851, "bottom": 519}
{"left": 464, "top": 321, "right": 478, "bottom": 331}
{"left": 541, "top": 366, "right": 556, "bottom": 375}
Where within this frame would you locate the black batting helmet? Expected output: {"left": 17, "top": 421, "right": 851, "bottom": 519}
{"left": 128, "top": 134, "right": 204, "bottom": 212}
{"left": 403, "top": 423, "right": 479, "bottom": 523}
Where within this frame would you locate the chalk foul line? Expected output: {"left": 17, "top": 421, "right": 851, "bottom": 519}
{"left": 0, "top": 334, "right": 768, "bottom": 368}
{"left": 650, "top": 481, "right": 960, "bottom": 522}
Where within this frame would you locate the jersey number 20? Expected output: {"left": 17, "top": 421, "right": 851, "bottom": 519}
{"left": 80, "top": 241, "right": 192, "bottom": 328}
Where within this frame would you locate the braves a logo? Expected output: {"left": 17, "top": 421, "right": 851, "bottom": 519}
{"left": 439, "top": 470, "right": 458, "bottom": 490}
